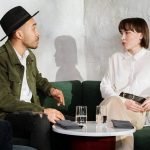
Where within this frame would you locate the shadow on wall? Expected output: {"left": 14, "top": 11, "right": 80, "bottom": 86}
{"left": 54, "top": 35, "right": 83, "bottom": 81}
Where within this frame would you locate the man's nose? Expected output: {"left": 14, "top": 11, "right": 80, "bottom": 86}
{"left": 35, "top": 30, "right": 40, "bottom": 37}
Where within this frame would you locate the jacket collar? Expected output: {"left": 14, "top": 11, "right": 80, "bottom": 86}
{"left": 5, "top": 40, "right": 34, "bottom": 65}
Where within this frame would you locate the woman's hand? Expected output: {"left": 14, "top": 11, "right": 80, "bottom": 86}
{"left": 141, "top": 97, "right": 150, "bottom": 111}
{"left": 125, "top": 99, "right": 144, "bottom": 112}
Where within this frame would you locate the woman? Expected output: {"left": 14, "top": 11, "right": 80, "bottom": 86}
{"left": 100, "top": 17, "right": 150, "bottom": 150}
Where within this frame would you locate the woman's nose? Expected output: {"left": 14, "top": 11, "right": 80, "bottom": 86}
{"left": 121, "top": 33, "right": 125, "bottom": 40}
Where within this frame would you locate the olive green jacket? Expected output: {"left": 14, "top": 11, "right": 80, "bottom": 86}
{"left": 0, "top": 40, "right": 52, "bottom": 118}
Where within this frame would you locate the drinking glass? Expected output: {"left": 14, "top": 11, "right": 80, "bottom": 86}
{"left": 101, "top": 106, "right": 107, "bottom": 123}
{"left": 96, "top": 105, "right": 102, "bottom": 124}
{"left": 75, "top": 106, "right": 87, "bottom": 125}
{"left": 96, "top": 105, "right": 107, "bottom": 124}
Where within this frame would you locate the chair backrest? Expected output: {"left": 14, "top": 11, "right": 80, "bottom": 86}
{"left": 38, "top": 80, "right": 103, "bottom": 121}
{"left": 82, "top": 81, "right": 103, "bottom": 121}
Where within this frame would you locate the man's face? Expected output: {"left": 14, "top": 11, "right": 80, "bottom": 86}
{"left": 17, "top": 18, "right": 40, "bottom": 49}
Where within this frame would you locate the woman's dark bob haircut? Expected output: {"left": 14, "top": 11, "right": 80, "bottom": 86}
{"left": 118, "top": 17, "right": 149, "bottom": 49}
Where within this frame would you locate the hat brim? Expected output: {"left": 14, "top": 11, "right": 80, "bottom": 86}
{"left": 0, "top": 11, "right": 39, "bottom": 41}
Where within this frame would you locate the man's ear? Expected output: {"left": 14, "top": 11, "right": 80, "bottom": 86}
{"left": 15, "top": 30, "right": 23, "bottom": 40}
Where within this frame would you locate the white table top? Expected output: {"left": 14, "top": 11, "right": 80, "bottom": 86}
{"left": 52, "top": 121, "right": 135, "bottom": 137}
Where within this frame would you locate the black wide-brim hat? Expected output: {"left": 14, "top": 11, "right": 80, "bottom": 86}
{"left": 0, "top": 6, "right": 39, "bottom": 41}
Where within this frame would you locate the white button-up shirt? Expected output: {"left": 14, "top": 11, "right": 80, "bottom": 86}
{"left": 14, "top": 49, "right": 32, "bottom": 102}
{"left": 100, "top": 48, "right": 150, "bottom": 99}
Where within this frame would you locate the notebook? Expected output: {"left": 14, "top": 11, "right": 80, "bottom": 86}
{"left": 55, "top": 120, "right": 83, "bottom": 129}
{"left": 111, "top": 119, "right": 134, "bottom": 129}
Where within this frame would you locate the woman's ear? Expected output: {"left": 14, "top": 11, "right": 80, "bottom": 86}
{"left": 139, "top": 33, "right": 143, "bottom": 40}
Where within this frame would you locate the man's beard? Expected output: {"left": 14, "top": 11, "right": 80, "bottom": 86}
{"left": 26, "top": 39, "right": 39, "bottom": 49}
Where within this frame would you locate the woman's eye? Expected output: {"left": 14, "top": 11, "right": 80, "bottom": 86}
{"left": 126, "top": 31, "right": 132, "bottom": 34}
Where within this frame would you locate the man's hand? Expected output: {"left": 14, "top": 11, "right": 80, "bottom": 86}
{"left": 50, "top": 88, "right": 65, "bottom": 106}
{"left": 141, "top": 97, "right": 150, "bottom": 111}
{"left": 44, "top": 108, "right": 65, "bottom": 123}
{"left": 125, "top": 99, "right": 144, "bottom": 112}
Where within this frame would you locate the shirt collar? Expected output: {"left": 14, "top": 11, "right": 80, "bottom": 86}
{"left": 14, "top": 48, "right": 29, "bottom": 61}
{"left": 123, "top": 48, "right": 146, "bottom": 60}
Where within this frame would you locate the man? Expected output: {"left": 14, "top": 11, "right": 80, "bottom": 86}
{"left": 100, "top": 17, "right": 150, "bottom": 150}
{"left": 0, "top": 6, "right": 65, "bottom": 150}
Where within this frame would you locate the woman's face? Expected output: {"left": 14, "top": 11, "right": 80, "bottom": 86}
{"left": 120, "top": 29, "right": 143, "bottom": 52}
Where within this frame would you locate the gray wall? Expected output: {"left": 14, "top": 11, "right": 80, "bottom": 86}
{"left": 84, "top": 0, "right": 150, "bottom": 80}
{"left": 0, "top": 0, "right": 150, "bottom": 81}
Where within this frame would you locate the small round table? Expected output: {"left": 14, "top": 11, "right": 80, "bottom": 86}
{"left": 52, "top": 121, "right": 135, "bottom": 150}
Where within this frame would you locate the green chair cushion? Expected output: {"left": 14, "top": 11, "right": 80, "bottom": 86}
{"left": 134, "top": 126, "right": 150, "bottom": 150}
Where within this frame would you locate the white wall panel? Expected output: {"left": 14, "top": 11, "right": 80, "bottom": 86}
{"left": 0, "top": 0, "right": 150, "bottom": 81}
